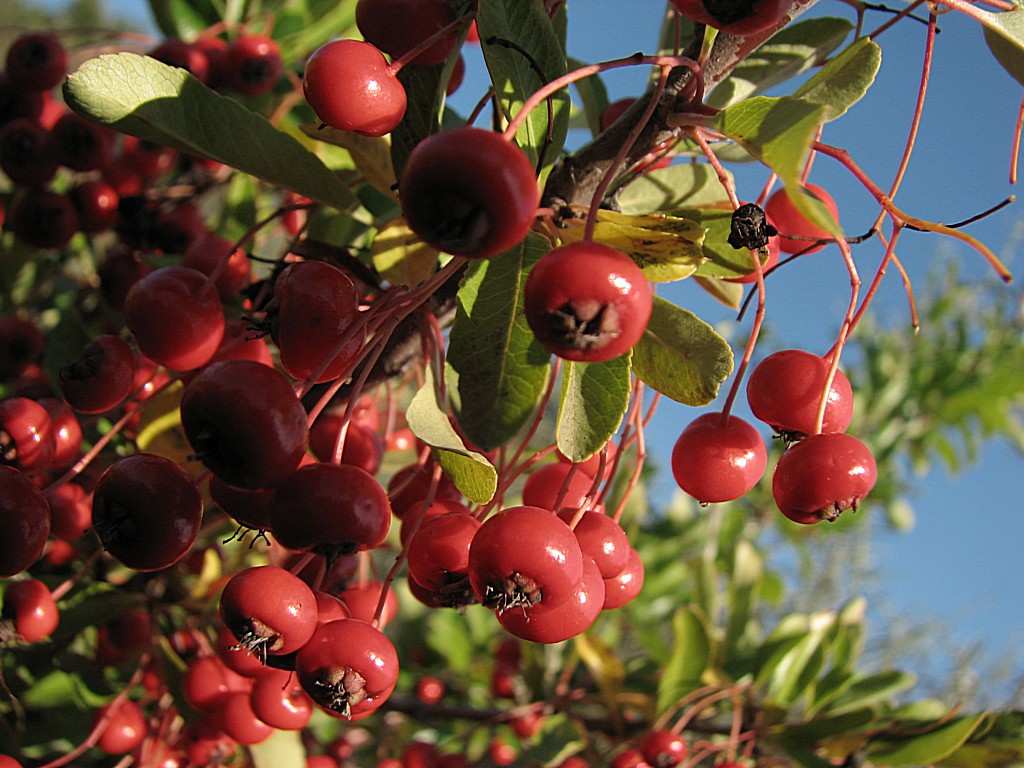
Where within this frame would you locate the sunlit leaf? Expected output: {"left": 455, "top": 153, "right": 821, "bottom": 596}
{"left": 632, "top": 296, "right": 734, "bottom": 406}
{"left": 250, "top": 729, "right": 307, "bottom": 768}
{"left": 63, "top": 53, "right": 356, "bottom": 210}
{"left": 557, "top": 356, "right": 632, "bottom": 462}
{"left": 657, "top": 605, "right": 712, "bottom": 714}
{"left": 300, "top": 124, "right": 398, "bottom": 200}
{"left": 370, "top": 220, "right": 440, "bottom": 288}
{"left": 824, "top": 670, "right": 917, "bottom": 715}
{"left": 869, "top": 714, "right": 990, "bottom": 767}
{"left": 792, "top": 37, "right": 882, "bottom": 121}
{"left": 980, "top": 8, "right": 1024, "bottom": 86}
{"left": 616, "top": 164, "right": 731, "bottom": 214}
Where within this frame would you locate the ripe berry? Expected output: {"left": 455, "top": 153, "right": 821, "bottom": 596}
{"left": 220, "top": 690, "right": 274, "bottom": 745}
{"left": 249, "top": 668, "right": 314, "bottom": 730}
{"left": 220, "top": 565, "right": 319, "bottom": 659}
{"left": 310, "top": 417, "right": 383, "bottom": 474}
{"left": 94, "top": 699, "right": 147, "bottom": 755}
{"left": 46, "top": 481, "right": 92, "bottom": 540}
{"left": 49, "top": 111, "right": 114, "bottom": 171}
{"left": 123, "top": 266, "right": 225, "bottom": 371}
{"left": 639, "top": 729, "right": 688, "bottom": 767}
{"left": 7, "top": 188, "right": 79, "bottom": 250}
{"left": 225, "top": 34, "right": 283, "bottom": 97}
{"left": 670, "top": 412, "right": 768, "bottom": 503}
{"left": 296, "top": 618, "right": 399, "bottom": 719}
{"left": 525, "top": 242, "right": 653, "bottom": 362}
{"left": 68, "top": 180, "right": 120, "bottom": 234}
{"left": 772, "top": 432, "right": 877, "bottom": 523}
{"left": 764, "top": 183, "right": 840, "bottom": 255}
{"left": 5, "top": 32, "right": 67, "bottom": 92}
{"left": 58, "top": 334, "right": 138, "bottom": 414}
{"left": 406, "top": 512, "right": 481, "bottom": 591}
{"left": 267, "top": 260, "right": 364, "bottom": 383}
{"left": 416, "top": 676, "right": 445, "bottom": 705}
{"left": 557, "top": 508, "right": 631, "bottom": 578}
{"left": 183, "top": 655, "right": 251, "bottom": 711}
{"left": 90, "top": 453, "right": 204, "bottom": 571}
{"left": 497, "top": 556, "right": 605, "bottom": 643}
{"left": 303, "top": 39, "right": 408, "bottom": 136}
{"left": 522, "top": 462, "right": 595, "bottom": 510}
{"left": 2, "top": 578, "right": 59, "bottom": 642}
{"left": 387, "top": 460, "right": 461, "bottom": 519}
{"left": 149, "top": 38, "right": 210, "bottom": 84}
{"left": 602, "top": 546, "right": 645, "bottom": 610}
{"left": 399, "top": 126, "right": 540, "bottom": 258}
{"left": 270, "top": 463, "right": 392, "bottom": 557}
{"left": 669, "top": 0, "right": 789, "bottom": 36}
{"left": 39, "top": 397, "right": 82, "bottom": 468}
{"left": 180, "top": 360, "right": 310, "bottom": 489}
{"left": 0, "top": 118, "right": 58, "bottom": 187}
{"left": 745, "top": 349, "right": 854, "bottom": 438}
{"left": 0, "top": 315, "right": 44, "bottom": 380}
{"left": 182, "top": 233, "right": 251, "bottom": 302}
{"left": 355, "top": 0, "right": 459, "bottom": 66}
{"left": 0, "top": 396, "right": 54, "bottom": 473}
{"left": 468, "top": 505, "right": 585, "bottom": 613}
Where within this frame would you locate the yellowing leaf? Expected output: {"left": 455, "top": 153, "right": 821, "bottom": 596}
{"left": 370, "top": 220, "right": 439, "bottom": 288}
{"left": 559, "top": 209, "right": 706, "bottom": 283}
{"left": 301, "top": 123, "right": 398, "bottom": 200}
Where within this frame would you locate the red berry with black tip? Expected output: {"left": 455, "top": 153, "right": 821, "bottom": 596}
{"left": 525, "top": 242, "right": 652, "bottom": 362}
{"left": 220, "top": 565, "right": 318, "bottom": 661}
{"left": 400, "top": 126, "right": 540, "bottom": 258}
{"left": 764, "top": 183, "right": 840, "bottom": 255}
{"left": 639, "top": 729, "right": 687, "bottom": 768}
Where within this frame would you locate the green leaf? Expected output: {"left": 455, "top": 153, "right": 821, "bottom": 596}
{"left": 250, "top": 729, "right": 307, "bottom": 768}
{"left": 567, "top": 55, "right": 610, "bottom": 137}
{"left": 530, "top": 713, "right": 588, "bottom": 767}
{"left": 424, "top": 609, "right": 477, "bottom": 674}
{"left": 694, "top": 275, "right": 746, "bottom": 310}
{"left": 448, "top": 234, "right": 552, "bottom": 450}
{"left": 657, "top": 605, "right": 712, "bottom": 714}
{"left": 793, "top": 37, "right": 882, "bottom": 121}
{"left": 707, "top": 17, "right": 854, "bottom": 108}
{"left": 723, "top": 540, "right": 763, "bottom": 661}
{"left": 869, "top": 714, "right": 990, "bottom": 767}
{"left": 556, "top": 355, "right": 632, "bottom": 463}
{"left": 713, "top": 96, "right": 839, "bottom": 239}
{"left": 981, "top": 8, "right": 1024, "bottom": 86}
{"left": 407, "top": 365, "right": 497, "bottom": 504}
{"left": 824, "top": 669, "right": 917, "bottom": 715}
{"left": 476, "top": 0, "right": 569, "bottom": 173}
{"left": 775, "top": 708, "right": 876, "bottom": 744}
{"left": 575, "top": 633, "right": 626, "bottom": 720}
{"left": 390, "top": 62, "right": 448, "bottom": 178}
{"left": 631, "top": 296, "right": 734, "bottom": 406}
{"left": 63, "top": 53, "right": 356, "bottom": 210}
{"left": 147, "top": 0, "right": 219, "bottom": 39}
{"left": 686, "top": 205, "right": 774, "bottom": 279}
{"left": 765, "top": 614, "right": 832, "bottom": 706}
{"left": 616, "top": 164, "right": 730, "bottom": 214}
{"left": 21, "top": 669, "right": 109, "bottom": 710}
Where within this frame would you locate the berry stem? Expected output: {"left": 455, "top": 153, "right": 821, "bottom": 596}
{"left": 815, "top": 235, "right": 860, "bottom": 435}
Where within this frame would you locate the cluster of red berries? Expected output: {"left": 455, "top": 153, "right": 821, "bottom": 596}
{"left": 148, "top": 31, "right": 283, "bottom": 98}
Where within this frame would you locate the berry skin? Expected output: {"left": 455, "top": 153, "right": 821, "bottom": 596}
{"left": 522, "top": 462, "right": 595, "bottom": 511}
{"left": 249, "top": 668, "right": 314, "bottom": 730}
{"left": 123, "top": 266, "right": 225, "bottom": 371}
{"left": 602, "top": 546, "right": 645, "bottom": 610}
{"left": 525, "top": 242, "right": 653, "bottom": 363}
{"left": 639, "top": 729, "right": 688, "bottom": 767}
{"left": 670, "top": 412, "right": 768, "bottom": 503}
{"left": 5, "top": 32, "right": 67, "bottom": 92}
{"left": 296, "top": 618, "right": 399, "bottom": 720}
{"left": 303, "top": 40, "right": 407, "bottom": 137}
{"left": 94, "top": 699, "right": 147, "bottom": 755}
{"left": 49, "top": 111, "right": 114, "bottom": 172}
{"left": 0, "top": 396, "right": 54, "bottom": 473}
{"left": 68, "top": 180, "right": 120, "bottom": 234}
{"left": 669, "top": 0, "right": 789, "bottom": 36}
{"left": 772, "top": 432, "right": 877, "bottom": 524}
{"left": 557, "top": 508, "right": 631, "bottom": 578}
{"left": 0, "top": 315, "right": 44, "bottom": 380}
{"left": 58, "top": 334, "right": 138, "bottom": 415}
{"left": 468, "top": 505, "right": 585, "bottom": 614}
{"left": 180, "top": 360, "right": 310, "bottom": 489}
{"left": 182, "top": 233, "right": 251, "bottom": 302}
{"left": 7, "top": 189, "right": 80, "bottom": 250}
{"left": 2, "top": 578, "right": 59, "bottom": 642}
{"left": 90, "top": 453, "right": 204, "bottom": 571}
{"left": 225, "top": 34, "right": 283, "bottom": 97}
{"left": 0, "top": 118, "right": 58, "bottom": 187}
{"left": 220, "top": 565, "right": 319, "bottom": 659}
{"left": 406, "top": 512, "right": 481, "bottom": 592}
{"left": 399, "top": 126, "right": 540, "bottom": 258}
{"left": 746, "top": 349, "right": 854, "bottom": 438}
{"left": 355, "top": 0, "right": 459, "bottom": 66}
{"left": 764, "top": 183, "right": 840, "bottom": 255}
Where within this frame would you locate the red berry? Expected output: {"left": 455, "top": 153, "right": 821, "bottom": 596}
{"left": 602, "top": 546, "right": 645, "bottom": 610}
{"left": 149, "top": 38, "right": 210, "bottom": 83}
{"left": 68, "top": 179, "right": 120, "bottom": 233}
{"left": 399, "top": 126, "right": 540, "bottom": 258}
{"left": 94, "top": 699, "right": 147, "bottom": 755}
{"left": 38, "top": 397, "right": 83, "bottom": 469}
{"left": 91, "top": 453, "right": 204, "bottom": 571}
{"left": 745, "top": 349, "right": 854, "bottom": 438}
{"left": 123, "top": 266, "right": 225, "bottom": 371}
{"left": 639, "top": 729, "right": 688, "bottom": 768}
{"left": 310, "top": 417, "right": 383, "bottom": 474}
{"left": 525, "top": 242, "right": 653, "bottom": 362}
{"left": 416, "top": 675, "right": 445, "bottom": 705}
{"left": 0, "top": 118, "right": 58, "bottom": 187}
{"left": 50, "top": 111, "right": 115, "bottom": 171}
{"left": 225, "top": 34, "right": 283, "bottom": 96}
{"left": 0, "top": 315, "right": 44, "bottom": 380}
{"left": 669, "top": 0, "right": 789, "bottom": 36}
{"left": 58, "top": 334, "right": 138, "bottom": 414}
{"left": 182, "top": 233, "right": 251, "bottom": 302}
{"left": 670, "top": 412, "right": 768, "bottom": 503}
{"left": 183, "top": 655, "right": 251, "bottom": 711}
{"left": 772, "top": 432, "right": 877, "bottom": 523}
{"left": 406, "top": 512, "right": 481, "bottom": 591}
{"left": 249, "top": 668, "right": 314, "bottom": 730}
{"left": 180, "top": 360, "right": 310, "bottom": 489}
{"left": 220, "top": 565, "right": 319, "bottom": 658}
{"left": 355, "top": 0, "right": 459, "bottom": 66}
{"left": 337, "top": 580, "right": 399, "bottom": 627}
{"left": 46, "top": 481, "right": 92, "bottom": 540}
{"left": 2, "top": 578, "right": 59, "bottom": 642}
{"left": 220, "top": 690, "right": 273, "bottom": 745}
{"left": 296, "top": 618, "right": 399, "bottom": 719}
{"left": 7, "top": 188, "right": 79, "bottom": 249}
{"left": 387, "top": 460, "right": 462, "bottom": 519}
{"left": 5, "top": 32, "right": 67, "bottom": 92}
{"left": 0, "top": 396, "right": 54, "bottom": 473}
{"left": 557, "top": 508, "right": 630, "bottom": 578}
{"left": 497, "top": 555, "right": 605, "bottom": 643}
{"left": 522, "top": 462, "right": 596, "bottom": 510}
{"left": 303, "top": 40, "right": 407, "bottom": 136}
{"left": 764, "top": 183, "right": 840, "bottom": 255}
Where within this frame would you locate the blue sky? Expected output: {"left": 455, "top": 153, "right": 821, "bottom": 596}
{"left": 51, "top": 0, "right": 1024, "bottom": 704}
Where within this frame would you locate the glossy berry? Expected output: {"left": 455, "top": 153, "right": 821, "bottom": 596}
{"left": 182, "top": 233, "right": 251, "bottom": 302}
{"left": 270, "top": 463, "right": 392, "bottom": 557}
{"left": 268, "top": 260, "right": 364, "bottom": 383}
{"left": 149, "top": 38, "right": 210, "bottom": 83}
{"left": 182, "top": 655, "right": 251, "bottom": 711}
{"left": 249, "top": 669, "right": 314, "bottom": 730}
{"left": 602, "top": 546, "right": 645, "bottom": 610}
{"left": 669, "top": 0, "right": 789, "bottom": 36}
{"left": 746, "top": 349, "right": 854, "bottom": 438}
{"left": 91, "top": 453, "right": 204, "bottom": 571}
{"left": 225, "top": 34, "right": 283, "bottom": 97}
{"left": 123, "top": 266, "right": 225, "bottom": 371}
{"left": 400, "top": 126, "right": 540, "bottom": 258}
{"left": 497, "top": 556, "right": 604, "bottom": 643}
{"left": 406, "top": 512, "right": 481, "bottom": 592}
{"left": 310, "top": 417, "right": 383, "bottom": 474}
{"left": 670, "top": 412, "right": 768, "bottom": 503}
{"left": 387, "top": 460, "right": 461, "bottom": 519}
{"left": 303, "top": 39, "right": 407, "bottom": 136}
{"left": 522, "top": 461, "right": 595, "bottom": 511}
{"left": 39, "top": 398, "right": 82, "bottom": 468}
{"left": 180, "top": 360, "right": 310, "bottom": 489}
{"left": 468, "top": 505, "right": 585, "bottom": 613}
{"left": 296, "top": 618, "right": 399, "bottom": 719}
{"left": 557, "top": 508, "right": 631, "bottom": 578}
{"left": 416, "top": 676, "right": 445, "bottom": 705}
{"left": 46, "top": 481, "right": 92, "bottom": 540}
{"left": 772, "top": 432, "right": 877, "bottom": 524}
{"left": 68, "top": 180, "right": 120, "bottom": 234}
{"left": 525, "top": 242, "right": 653, "bottom": 362}
{"left": 0, "top": 396, "right": 54, "bottom": 473}
{"left": 94, "top": 699, "right": 147, "bottom": 755}
{"left": 764, "top": 183, "right": 840, "bottom": 255}
{"left": 220, "top": 565, "right": 319, "bottom": 658}
{"left": 355, "top": 0, "right": 459, "bottom": 66}
{"left": 639, "top": 729, "right": 688, "bottom": 767}
{"left": 58, "top": 334, "right": 138, "bottom": 414}
{"left": 5, "top": 32, "right": 67, "bottom": 91}
{"left": 2, "top": 578, "right": 59, "bottom": 643}
{"left": 220, "top": 690, "right": 273, "bottom": 745}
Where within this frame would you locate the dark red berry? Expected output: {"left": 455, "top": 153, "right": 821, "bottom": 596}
{"left": 772, "top": 432, "right": 877, "bottom": 524}
{"left": 355, "top": 0, "right": 459, "bottom": 66}
{"left": 225, "top": 35, "right": 283, "bottom": 97}
{"left": 5, "top": 32, "right": 67, "bottom": 92}
{"left": 670, "top": 412, "right": 767, "bottom": 503}
{"left": 58, "top": 334, "right": 138, "bottom": 414}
